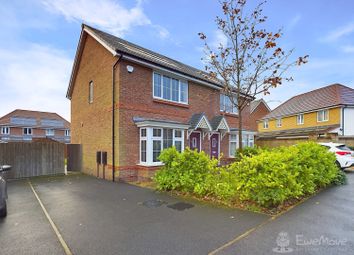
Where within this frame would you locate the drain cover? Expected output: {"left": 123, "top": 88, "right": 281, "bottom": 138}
{"left": 142, "top": 199, "right": 167, "bottom": 208}
{"left": 167, "top": 202, "right": 194, "bottom": 211}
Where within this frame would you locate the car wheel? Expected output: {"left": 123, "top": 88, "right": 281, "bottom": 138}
{"left": 0, "top": 200, "right": 7, "bottom": 218}
{"left": 335, "top": 161, "right": 343, "bottom": 171}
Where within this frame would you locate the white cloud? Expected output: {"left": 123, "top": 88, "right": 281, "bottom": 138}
{"left": 42, "top": 0, "right": 169, "bottom": 38}
{"left": 287, "top": 14, "right": 301, "bottom": 31}
{"left": 341, "top": 45, "right": 354, "bottom": 53}
{"left": 0, "top": 44, "right": 72, "bottom": 120}
{"left": 322, "top": 22, "right": 354, "bottom": 42}
{"left": 211, "top": 30, "right": 228, "bottom": 49}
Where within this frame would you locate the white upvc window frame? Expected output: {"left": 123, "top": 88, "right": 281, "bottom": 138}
{"left": 229, "top": 132, "right": 255, "bottom": 157}
{"left": 229, "top": 134, "right": 238, "bottom": 157}
{"left": 263, "top": 119, "right": 269, "bottom": 129}
{"left": 220, "top": 94, "right": 238, "bottom": 114}
{"left": 89, "top": 81, "right": 94, "bottom": 104}
{"left": 139, "top": 127, "right": 185, "bottom": 166}
{"left": 317, "top": 109, "right": 329, "bottom": 122}
{"left": 46, "top": 129, "right": 55, "bottom": 136}
{"left": 297, "top": 114, "right": 304, "bottom": 125}
{"left": 153, "top": 72, "right": 189, "bottom": 104}
{"left": 65, "top": 129, "right": 70, "bottom": 136}
{"left": 23, "top": 127, "right": 32, "bottom": 135}
{"left": 1, "top": 126, "right": 10, "bottom": 135}
{"left": 276, "top": 118, "right": 282, "bottom": 128}
{"left": 140, "top": 128, "right": 147, "bottom": 163}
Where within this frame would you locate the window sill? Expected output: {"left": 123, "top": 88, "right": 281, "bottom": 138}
{"left": 137, "top": 162, "right": 164, "bottom": 167}
{"left": 153, "top": 98, "right": 189, "bottom": 108}
{"left": 220, "top": 111, "right": 239, "bottom": 117}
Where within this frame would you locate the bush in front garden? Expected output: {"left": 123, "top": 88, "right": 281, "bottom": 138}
{"left": 154, "top": 142, "right": 344, "bottom": 208}
{"left": 154, "top": 147, "right": 237, "bottom": 199}
{"left": 230, "top": 142, "right": 339, "bottom": 207}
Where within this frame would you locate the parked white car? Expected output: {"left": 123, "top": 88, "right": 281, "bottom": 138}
{"left": 319, "top": 142, "right": 354, "bottom": 169}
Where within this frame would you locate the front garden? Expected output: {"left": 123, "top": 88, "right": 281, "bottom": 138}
{"left": 154, "top": 142, "right": 346, "bottom": 215}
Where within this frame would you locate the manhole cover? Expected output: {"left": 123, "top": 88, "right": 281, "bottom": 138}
{"left": 142, "top": 199, "right": 167, "bottom": 208}
{"left": 167, "top": 202, "right": 194, "bottom": 211}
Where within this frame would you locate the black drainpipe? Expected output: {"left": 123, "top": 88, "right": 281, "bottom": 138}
{"left": 112, "top": 53, "right": 122, "bottom": 182}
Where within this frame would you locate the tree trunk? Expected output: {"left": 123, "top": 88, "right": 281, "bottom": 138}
{"left": 238, "top": 108, "right": 243, "bottom": 151}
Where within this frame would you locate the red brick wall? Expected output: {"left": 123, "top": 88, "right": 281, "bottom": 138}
{"left": 70, "top": 34, "right": 116, "bottom": 179}
{"left": 249, "top": 102, "right": 271, "bottom": 131}
{"left": 70, "top": 33, "right": 254, "bottom": 181}
{"left": 116, "top": 60, "right": 251, "bottom": 178}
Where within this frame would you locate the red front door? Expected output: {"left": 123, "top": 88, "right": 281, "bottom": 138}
{"left": 189, "top": 132, "right": 201, "bottom": 152}
{"left": 210, "top": 133, "right": 219, "bottom": 158}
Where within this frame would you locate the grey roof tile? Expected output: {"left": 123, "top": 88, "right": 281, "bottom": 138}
{"left": 262, "top": 84, "right": 354, "bottom": 120}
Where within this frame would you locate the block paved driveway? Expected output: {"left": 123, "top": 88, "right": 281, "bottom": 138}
{"left": 0, "top": 172, "right": 353, "bottom": 255}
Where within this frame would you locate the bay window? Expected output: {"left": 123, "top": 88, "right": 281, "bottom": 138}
{"left": 153, "top": 72, "right": 188, "bottom": 104}
{"left": 229, "top": 133, "right": 255, "bottom": 157}
{"left": 139, "top": 127, "right": 185, "bottom": 165}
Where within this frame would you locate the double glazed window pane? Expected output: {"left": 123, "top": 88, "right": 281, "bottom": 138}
{"left": 163, "top": 76, "right": 171, "bottom": 100}
{"left": 153, "top": 140, "right": 161, "bottom": 162}
{"left": 153, "top": 73, "right": 161, "bottom": 97}
{"left": 172, "top": 79, "right": 179, "bottom": 101}
{"left": 163, "top": 128, "right": 173, "bottom": 149}
{"left": 180, "top": 82, "right": 188, "bottom": 103}
{"left": 141, "top": 140, "right": 147, "bottom": 162}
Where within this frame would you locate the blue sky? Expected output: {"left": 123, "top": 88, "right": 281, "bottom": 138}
{"left": 1, "top": 0, "right": 354, "bottom": 120}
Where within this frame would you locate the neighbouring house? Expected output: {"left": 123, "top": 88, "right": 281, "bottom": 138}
{"left": 0, "top": 109, "right": 71, "bottom": 143}
{"left": 67, "top": 24, "right": 269, "bottom": 181}
{"left": 248, "top": 99, "right": 271, "bottom": 131}
{"left": 257, "top": 84, "right": 354, "bottom": 146}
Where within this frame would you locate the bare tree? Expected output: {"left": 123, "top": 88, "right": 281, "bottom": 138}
{"left": 199, "top": 0, "right": 308, "bottom": 150}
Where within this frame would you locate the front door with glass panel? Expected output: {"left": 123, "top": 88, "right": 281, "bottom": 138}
{"left": 210, "top": 133, "right": 219, "bottom": 158}
{"left": 189, "top": 132, "right": 201, "bottom": 152}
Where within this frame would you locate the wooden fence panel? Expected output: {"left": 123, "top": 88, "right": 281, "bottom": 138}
{"left": 0, "top": 142, "right": 65, "bottom": 179}
{"left": 66, "top": 144, "right": 82, "bottom": 171}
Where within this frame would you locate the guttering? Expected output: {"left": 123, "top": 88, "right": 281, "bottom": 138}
{"left": 112, "top": 53, "right": 122, "bottom": 182}
{"left": 121, "top": 55, "right": 222, "bottom": 90}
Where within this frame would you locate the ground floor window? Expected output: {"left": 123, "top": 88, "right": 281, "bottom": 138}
{"left": 229, "top": 133, "right": 255, "bottom": 157}
{"left": 139, "top": 127, "right": 184, "bottom": 165}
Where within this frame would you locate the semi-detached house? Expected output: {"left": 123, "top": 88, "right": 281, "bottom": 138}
{"left": 67, "top": 24, "right": 269, "bottom": 181}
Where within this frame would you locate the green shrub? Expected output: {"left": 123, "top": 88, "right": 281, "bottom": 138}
{"left": 332, "top": 170, "right": 347, "bottom": 185}
{"left": 230, "top": 142, "right": 339, "bottom": 207}
{"left": 234, "top": 145, "right": 262, "bottom": 161}
{"left": 154, "top": 142, "right": 342, "bottom": 209}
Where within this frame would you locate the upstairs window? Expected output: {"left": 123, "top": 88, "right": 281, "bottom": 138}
{"left": 1, "top": 127, "right": 10, "bottom": 135}
{"left": 65, "top": 129, "right": 70, "bottom": 136}
{"left": 89, "top": 81, "right": 94, "bottom": 104}
{"left": 220, "top": 94, "right": 238, "bottom": 114}
{"left": 317, "top": 110, "right": 329, "bottom": 122}
{"left": 297, "top": 114, "right": 304, "bottom": 125}
{"left": 153, "top": 72, "right": 188, "bottom": 104}
{"left": 276, "top": 118, "right": 282, "bottom": 128}
{"left": 23, "top": 128, "right": 32, "bottom": 135}
{"left": 263, "top": 120, "right": 269, "bottom": 129}
{"left": 46, "top": 129, "right": 55, "bottom": 136}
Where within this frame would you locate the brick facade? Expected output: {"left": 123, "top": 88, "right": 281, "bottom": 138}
{"left": 69, "top": 31, "right": 259, "bottom": 181}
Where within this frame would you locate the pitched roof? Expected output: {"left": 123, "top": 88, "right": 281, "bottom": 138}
{"left": 261, "top": 84, "right": 354, "bottom": 120}
{"left": 257, "top": 124, "right": 340, "bottom": 138}
{"left": 84, "top": 25, "right": 220, "bottom": 85}
{"left": 189, "top": 113, "right": 212, "bottom": 131}
{"left": 0, "top": 109, "right": 70, "bottom": 129}
{"left": 250, "top": 99, "right": 271, "bottom": 113}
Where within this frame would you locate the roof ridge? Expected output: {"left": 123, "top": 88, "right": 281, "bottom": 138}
{"left": 84, "top": 25, "right": 209, "bottom": 76}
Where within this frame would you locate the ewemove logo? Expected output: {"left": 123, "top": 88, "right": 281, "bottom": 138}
{"left": 272, "top": 232, "right": 294, "bottom": 253}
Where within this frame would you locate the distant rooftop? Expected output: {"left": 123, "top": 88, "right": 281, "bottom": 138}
{"left": 261, "top": 84, "right": 354, "bottom": 120}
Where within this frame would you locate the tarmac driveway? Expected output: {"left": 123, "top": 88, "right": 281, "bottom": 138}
{"left": 0, "top": 174, "right": 268, "bottom": 255}
{"left": 1, "top": 172, "right": 353, "bottom": 255}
